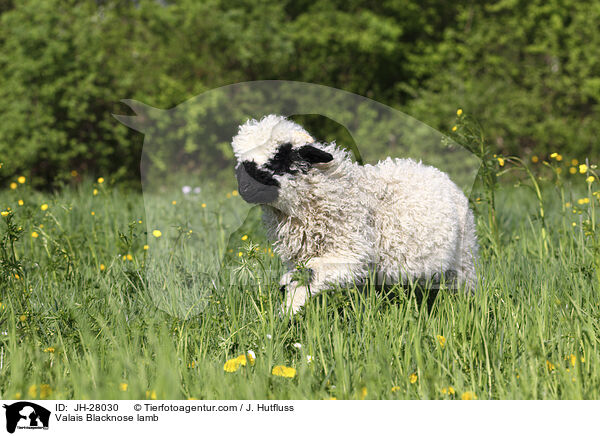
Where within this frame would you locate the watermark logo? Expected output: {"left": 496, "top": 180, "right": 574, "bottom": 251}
{"left": 2, "top": 402, "right": 50, "bottom": 433}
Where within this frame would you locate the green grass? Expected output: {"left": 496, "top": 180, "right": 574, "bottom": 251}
{"left": 0, "top": 172, "right": 599, "bottom": 400}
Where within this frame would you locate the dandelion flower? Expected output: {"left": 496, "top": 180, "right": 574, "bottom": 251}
{"left": 172, "top": 200, "right": 177, "bottom": 205}
{"left": 152, "top": 230, "right": 162, "bottom": 238}
{"left": 272, "top": 365, "right": 296, "bottom": 378}
{"left": 100, "top": 264, "right": 106, "bottom": 271}
{"left": 28, "top": 385, "right": 37, "bottom": 398}
{"left": 40, "top": 204, "right": 48, "bottom": 211}
{"left": 238, "top": 252, "right": 243, "bottom": 257}
{"left": 571, "top": 158, "right": 579, "bottom": 166}
{"left": 579, "top": 164, "right": 588, "bottom": 174}
{"left": 97, "top": 177, "right": 104, "bottom": 184}
{"left": 143, "top": 245, "right": 149, "bottom": 250}
{"left": 119, "top": 383, "right": 128, "bottom": 392}
{"left": 232, "top": 190, "right": 239, "bottom": 196}
{"left": 126, "top": 254, "right": 133, "bottom": 261}
{"left": 409, "top": 373, "right": 417, "bottom": 384}
{"left": 31, "top": 231, "right": 39, "bottom": 238}
{"left": 569, "top": 167, "right": 577, "bottom": 174}
{"left": 224, "top": 354, "right": 249, "bottom": 372}
{"left": 456, "top": 109, "right": 463, "bottom": 116}
{"left": 451, "top": 126, "right": 457, "bottom": 132}
{"left": 586, "top": 176, "right": 595, "bottom": 183}
{"left": 437, "top": 335, "right": 446, "bottom": 348}
{"left": 17, "top": 176, "right": 26, "bottom": 184}
{"left": 241, "top": 234, "right": 248, "bottom": 241}
{"left": 1, "top": 211, "right": 8, "bottom": 217}
{"left": 10, "top": 182, "right": 17, "bottom": 190}
{"left": 18, "top": 200, "right": 24, "bottom": 206}
{"left": 461, "top": 391, "right": 477, "bottom": 400}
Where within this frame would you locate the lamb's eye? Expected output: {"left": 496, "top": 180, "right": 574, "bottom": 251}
{"left": 265, "top": 143, "right": 298, "bottom": 175}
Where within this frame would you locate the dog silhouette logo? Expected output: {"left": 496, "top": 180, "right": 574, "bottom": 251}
{"left": 3, "top": 402, "right": 50, "bottom": 433}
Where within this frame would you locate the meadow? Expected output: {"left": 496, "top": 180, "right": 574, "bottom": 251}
{"left": 0, "top": 154, "right": 599, "bottom": 401}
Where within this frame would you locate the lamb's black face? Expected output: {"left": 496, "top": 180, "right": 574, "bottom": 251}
{"left": 236, "top": 143, "right": 333, "bottom": 204}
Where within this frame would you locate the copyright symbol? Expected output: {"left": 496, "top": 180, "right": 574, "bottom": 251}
{"left": 134, "top": 404, "right": 142, "bottom": 411}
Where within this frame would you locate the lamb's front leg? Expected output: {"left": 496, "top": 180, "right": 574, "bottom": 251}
{"left": 281, "top": 255, "right": 367, "bottom": 314}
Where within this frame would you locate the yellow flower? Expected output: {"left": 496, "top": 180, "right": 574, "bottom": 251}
{"left": 14, "top": 393, "right": 21, "bottom": 400}
{"left": 152, "top": 230, "right": 162, "bottom": 238}
{"left": 224, "top": 354, "right": 249, "bottom": 372}
{"left": 119, "top": 383, "right": 128, "bottom": 392}
{"left": 437, "top": 335, "right": 446, "bottom": 348}
{"left": 579, "top": 164, "right": 588, "bottom": 174}
{"left": 531, "top": 155, "right": 539, "bottom": 163}
{"left": 93, "top": 189, "right": 98, "bottom": 196}
{"left": 572, "top": 222, "right": 577, "bottom": 227}
{"left": 97, "top": 177, "right": 104, "bottom": 184}
{"left": 246, "top": 350, "right": 256, "bottom": 365}
{"left": 556, "top": 154, "right": 563, "bottom": 161}
{"left": 40, "top": 384, "right": 52, "bottom": 399}
{"left": 40, "top": 204, "right": 48, "bottom": 211}
{"left": 569, "top": 167, "right": 577, "bottom": 174}
{"left": 586, "top": 176, "right": 595, "bottom": 183}
{"left": 17, "top": 176, "right": 26, "bottom": 184}
{"left": 226, "top": 192, "right": 232, "bottom": 198}
{"left": 238, "top": 252, "right": 243, "bottom": 257}
{"left": 556, "top": 167, "right": 562, "bottom": 174}
{"left": 201, "top": 203, "right": 206, "bottom": 208}
{"left": 565, "top": 202, "right": 571, "bottom": 208}
{"left": 100, "top": 264, "right": 106, "bottom": 271}
{"left": 577, "top": 198, "right": 590, "bottom": 205}
{"left": 497, "top": 157, "right": 505, "bottom": 167}
{"left": 550, "top": 152, "right": 558, "bottom": 159}
{"left": 1, "top": 211, "right": 8, "bottom": 217}
{"left": 391, "top": 386, "right": 401, "bottom": 393}
{"left": 138, "top": 220, "right": 142, "bottom": 224}
{"left": 568, "top": 354, "right": 577, "bottom": 367}
{"left": 91, "top": 211, "right": 95, "bottom": 216}
{"left": 10, "top": 182, "right": 17, "bottom": 190}
{"left": 461, "top": 391, "right": 477, "bottom": 400}
{"left": 546, "top": 360, "right": 556, "bottom": 371}
{"left": 43, "top": 347, "right": 55, "bottom": 353}
{"left": 232, "top": 190, "right": 239, "bottom": 196}
{"left": 360, "top": 387, "right": 368, "bottom": 400}
{"left": 456, "top": 109, "right": 463, "bottom": 116}
{"left": 146, "top": 390, "right": 157, "bottom": 400}
{"left": 143, "top": 245, "right": 149, "bottom": 250}
{"left": 241, "top": 234, "right": 248, "bottom": 241}
{"left": 451, "top": 126, "right": 457, "bottom": 132}
{"left": 571, "top": 158, "right": 579, "bottom": 166}
{"left": 441, "top": 386, "right": 456, "bottom": 395}
{"left": 19, "top": 315, "right": 26, "bottom": 322}
{"left": 126, "top": 254, "right": 133, "bottom": 261}
{"left": 18, "top": 199, "right": 24, "bottom": 206}
{"left": 28, "top": 385, "right": 37, "bottom": 398}
{"left": 272, "top": 365, "right": 296, "bottom": 378}
{"left": 172, "top": 200, "right": 177, "bottom": 205}
{"left": 71, "top": 170, "right": 78, "bottom": 177}
{"left": 409, "top": 373, "right": 417, "bottom": 384}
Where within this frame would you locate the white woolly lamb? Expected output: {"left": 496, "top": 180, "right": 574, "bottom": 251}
{"left": 232, "top": 115, "right": 478, "bottom": 313}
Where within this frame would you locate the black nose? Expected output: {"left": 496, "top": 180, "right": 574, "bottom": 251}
{"left": 236, "top": 163, "right": 279, "bottom": 204}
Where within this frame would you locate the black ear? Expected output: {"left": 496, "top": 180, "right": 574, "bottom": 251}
{"left": 298, "top": 145, "right": 333, "bottom": 164}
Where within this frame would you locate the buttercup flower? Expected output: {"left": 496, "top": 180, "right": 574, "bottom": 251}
{"left": 579, "top": 164, "right": 588, "bottom": 174}
{"left": 456, "top": 109, "right": 463, "bottom": 116}
{"left": 152, "top": 230, "right": 162, "bottom": 238}
{"left": 461, "top": 391, "right": 477, "bottom": 400}
{"left": 437, "top": 335, "right": 446, "bottom": 348}
{"left": 40, "top": 204, "right": 48, "bottom": 211}
{"left": 17, "top": 176, "right": 26, "bottom": 184}
{"left": 119, "top": 383, "right": 128, "bottom": 392}
{"left": 18, "top": 200, "right": 24, "bottom": 206}
{"left": 97, "top": 177, "right": 104, "bottom": 184}
{"left": 10, "top": 182, "right": 17, "bottom": 190}
{"left": 409, "top": 373, "right": 417, "bottom": 384}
